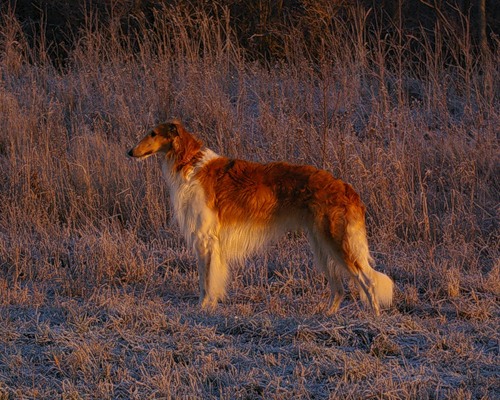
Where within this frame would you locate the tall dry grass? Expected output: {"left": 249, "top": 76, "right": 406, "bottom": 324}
{"left": 0, "top": 4, "right": 498, "bottom": 399}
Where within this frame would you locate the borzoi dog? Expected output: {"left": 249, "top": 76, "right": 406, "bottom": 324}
{"left": 128, "top": 120, "right": 393, "bottom": 315}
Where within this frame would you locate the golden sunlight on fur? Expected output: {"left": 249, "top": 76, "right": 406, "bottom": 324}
{"left": 128, "top": 120, "right": 394, "bottom": 315}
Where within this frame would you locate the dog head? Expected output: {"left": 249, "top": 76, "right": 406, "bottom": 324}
{"left": 127, "top": 120, "right": 182, "bottom": 160}
{"left": 128, "top": 120, "right": 203, "bottom": 172}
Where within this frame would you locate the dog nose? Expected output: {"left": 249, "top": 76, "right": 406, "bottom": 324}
{"left": 127, "top": 149, "right": 134, "bottom": 157}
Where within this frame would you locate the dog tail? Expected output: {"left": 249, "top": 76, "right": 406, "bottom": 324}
{"left": 342, "top": 191, "right": 394, "bottom": 311}
{"left": 358, "top": 268, "right": 394, "bottom": 309}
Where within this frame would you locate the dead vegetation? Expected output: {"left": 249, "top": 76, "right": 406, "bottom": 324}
{"left": 0, "top": 3, "right": 498, "bottom": 399}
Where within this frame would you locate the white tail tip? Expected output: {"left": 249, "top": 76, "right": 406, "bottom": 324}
{"left": 360, "top": 270, "right": 394, "bottom": 309}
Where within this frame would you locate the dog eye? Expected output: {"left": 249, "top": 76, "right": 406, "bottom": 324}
{"left": 150, "top": 131, "right": 157, "bottom": 137}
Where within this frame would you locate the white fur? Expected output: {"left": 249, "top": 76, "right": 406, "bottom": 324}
{"left": 161, "top": 148, "right": 219, "bottom": 248}
{"left": 161, "top": 149, "right": 229, "bottom": 307}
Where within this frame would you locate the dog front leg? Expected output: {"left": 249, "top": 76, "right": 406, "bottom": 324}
{"left": 195, "top": 240, "right": 211, "bottom": 308}
{"left": 195, "top": 236, "right": 228, "bottom": 311}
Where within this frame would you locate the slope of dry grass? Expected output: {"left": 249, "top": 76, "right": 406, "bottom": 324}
{"left": 0, "top": 5, "right": 498, "bottom": 399}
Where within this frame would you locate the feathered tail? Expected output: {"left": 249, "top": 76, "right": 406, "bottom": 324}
{"left": 343, "top": 198, "right": 394, "bottom": 313}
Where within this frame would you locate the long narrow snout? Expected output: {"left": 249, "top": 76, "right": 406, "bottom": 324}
{"left": 127, "top": 147, "right": 146, "bottom": 158}
{"left": 128, "top": 122, "right": 179, "bottom": 160}
{"left": 127, "top": 136, "right": 167, "bottom": 160}
{"left": 127, "top": 145, "right": 154, "bottom": 159}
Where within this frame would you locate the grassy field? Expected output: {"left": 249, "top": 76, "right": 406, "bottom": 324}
{"left": 0, "top": 5, "right": 498, "bottom": 399}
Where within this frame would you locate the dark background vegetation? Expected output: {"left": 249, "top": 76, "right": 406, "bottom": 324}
{"left": 5, "top": 0, "right": 500, "bottom": 64}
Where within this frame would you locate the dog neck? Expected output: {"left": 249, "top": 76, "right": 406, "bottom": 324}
{"left": 161, "top": 136, "right": 218, "bottom": 186}
{"left": 171, "top": 130, "right": 203, "bottom": 172}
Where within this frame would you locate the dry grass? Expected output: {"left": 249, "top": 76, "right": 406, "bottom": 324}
{"left": 0, "top": 5, "right": 499, "bottom": 399}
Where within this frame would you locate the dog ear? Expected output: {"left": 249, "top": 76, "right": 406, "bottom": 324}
{"left": 157, "top": 122, "right": 180, "bottom": 138}
{"left": 166, "top": 122, "right": 180, "bottom": 136}
{"left": 170, "top": 123, "right": 202, "bottom": 169}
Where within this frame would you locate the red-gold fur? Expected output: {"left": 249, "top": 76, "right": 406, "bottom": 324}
{"left": 128, "top": 120, "right": 394, "bottom": 315}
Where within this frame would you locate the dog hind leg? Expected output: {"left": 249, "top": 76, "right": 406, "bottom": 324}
{"left": 310, "top": 236, "right": 345, "bottom": 315}
{"left": 325, "top": 258, "right": 345, "bottom": 315}
{"left": 346, "top": 259, "right": 381, "bottom": 316}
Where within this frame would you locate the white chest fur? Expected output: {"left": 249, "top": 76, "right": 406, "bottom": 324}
{"left": 160, "top": 149, "right": 219, "bottom": 248}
